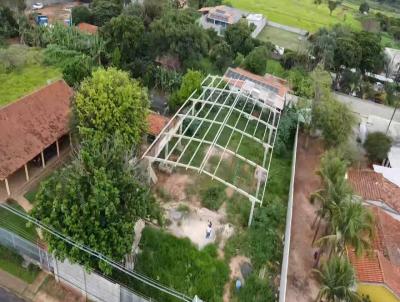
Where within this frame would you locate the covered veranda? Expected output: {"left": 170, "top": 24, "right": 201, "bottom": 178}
{"left": 0, "top": 80, "right": 73, "bottom": 200}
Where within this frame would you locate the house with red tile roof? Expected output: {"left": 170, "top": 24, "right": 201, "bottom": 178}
{"left": 348, "top": 207, "right": 400, "bottom": 302}
{"left": 0, "top": 80, "right": 73, "bottom": 197}
{"left": 348, "top": 169, "right": 400, "bottom": 214}
{"left": 147, "top": 112, "right": 169, "bottom": 138}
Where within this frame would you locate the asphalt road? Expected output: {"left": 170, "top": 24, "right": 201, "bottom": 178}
{"left": 0, "top": 287, "right": 26, "bottom": 302}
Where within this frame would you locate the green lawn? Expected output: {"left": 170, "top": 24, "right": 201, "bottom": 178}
{"left": 0, "top": 201, "right": 38, "bottom": 241}
{"left": 0, "top": 245, "right": 40, "bottom": 283}
{"left": 0, "top": 64, "right": 61, "bottom": 106}
{"left": 226, "top": 0, "right": 362, "bottom": 32}
{"left": 258, "top": 26, "right": 310, "bottom": 51}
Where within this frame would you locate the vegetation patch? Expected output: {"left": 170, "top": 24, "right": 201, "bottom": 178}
{"left": 0, "top": 245, "right": 40, "bottom": 283}
{"left": 131, "top": 227, "right": 229, "bottom": 302}
{"left": 258, "top": 26, "right": 309, "bottom": 51}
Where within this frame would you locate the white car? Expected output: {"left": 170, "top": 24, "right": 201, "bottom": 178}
{"left": 32, "top": 2, "right": 44, "bottom": 10}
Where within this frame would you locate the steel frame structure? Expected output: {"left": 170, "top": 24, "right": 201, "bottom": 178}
{"left": 141, "top": 75, "right": 282, "bottom": 225}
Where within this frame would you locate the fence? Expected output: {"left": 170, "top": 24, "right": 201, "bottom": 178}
{"left": 0, "top": 227, "right": 152, "bottom": 302}
{"left": 278, "top": 123, "right": 299, "bottom": 302}
{"left": 267, "top": 21, "right": 309, "bottom": 36}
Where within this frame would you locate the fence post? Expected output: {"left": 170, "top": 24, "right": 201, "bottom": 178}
{"left": 11, "top": 232, "right": 16, "bottom": 249}
{"left": 53, "top": 256, "right": 60, "bottom": 282}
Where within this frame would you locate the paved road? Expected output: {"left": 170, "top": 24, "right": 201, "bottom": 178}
{"left": 334, "top": 92, "right": 400, "bottom": 122}
{"left": 0, "top": 287, "right": 26, "bottom": 302}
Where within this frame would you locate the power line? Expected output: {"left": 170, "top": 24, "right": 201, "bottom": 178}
{"left": 0, "top": 203, "right": 192, "bottom": 302}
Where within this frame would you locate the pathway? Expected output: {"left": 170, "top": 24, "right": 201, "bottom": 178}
{"left": 0, "top": 287, "right": 25, "bottom": 302}
{"left": 285, "top": 133, "right": 324, "bottom": 302}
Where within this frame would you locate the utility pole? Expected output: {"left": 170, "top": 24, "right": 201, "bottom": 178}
{"left": 386, "top": 102, "right": 399, "bottom": 135}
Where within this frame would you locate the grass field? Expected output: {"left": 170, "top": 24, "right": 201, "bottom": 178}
{"left": 226, "top": 0, "right": 362, "bottom": 32}
{"left": 258, "top": 26, "right": 310, "bottom": 51}
{"left": 0, "top": 201, "right": 38, "bottom": 241}
{"left": 0, "top": 64, "right": 61, "bottom": 106}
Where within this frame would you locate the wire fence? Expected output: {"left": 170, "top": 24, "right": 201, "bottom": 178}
{"left": 0, "top": 227, "right": 153, "bottom": 302}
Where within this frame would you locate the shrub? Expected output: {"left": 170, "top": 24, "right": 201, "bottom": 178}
{"left": 233, "top": 274, "right": 275, "bottom": 302}
{"left": 62, "top": 55, "right": 92, "bottom": 87}
{"left": 71, "top": 6, "right": 93, "bottom": 25}
{"left": 201, "top": 185, "right": 225, "bottom": 211}
{"left": 242, "top": 46, "right": 269, "bottom": 75}
{"left": 364, "top": 132, "right": 392, "bottom": 163}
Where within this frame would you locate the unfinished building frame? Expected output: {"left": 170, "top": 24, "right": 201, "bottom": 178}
{"left": 141, "top": 75, "right": 282, "bottom": 226}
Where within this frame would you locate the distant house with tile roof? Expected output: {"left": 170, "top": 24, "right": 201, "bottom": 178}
{"left": 348, "top": 169, "right": 400, "bottom": 214}
{"left": 348, "top": 207, "right": 400, "bottom": 302}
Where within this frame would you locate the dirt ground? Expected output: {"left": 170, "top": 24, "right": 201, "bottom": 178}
{"left": 285, "top": 133, "right": 325, "bottom": 302}
{"left": 33, "top": 2, "right": 81, "bottom": 24}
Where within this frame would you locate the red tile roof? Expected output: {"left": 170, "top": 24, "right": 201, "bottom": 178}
{"left": 348, "top": 169, "right": 400, "bottom": 212}
{"left": 0, "top": 80, "right": 73, "bottom": 180}
{"left": 348, "top": 208, "right": 400, "bottom": 298}
{"left": 147, "top": 112, "right": 169, "bottom": 137}
{"left": 77, "top": 22, "right": 98, "bottom": 34}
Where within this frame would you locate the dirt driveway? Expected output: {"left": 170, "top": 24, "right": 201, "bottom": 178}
{"left": 285, "top": 134, "right": 325, "bottom": 302}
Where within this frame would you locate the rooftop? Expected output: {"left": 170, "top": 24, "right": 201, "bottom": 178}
{"left": 77, "top": 22, "right": 98, "bottom": 35}
{"left": 0, "top": 80, "right": 73, "bottom": 180}
{"left": 199, "top": 5, "right": 245, "bottom": 24}
{"left": 347, "top": 169, "right": 400, "bottom": 213}
{"left": 348, "top": 207, "right": 400, "bottom": 298}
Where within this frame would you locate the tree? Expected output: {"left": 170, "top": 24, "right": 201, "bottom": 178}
{"left": 363, "top": 132, "right": 393, "bottom": 163}
{"left": 354, "top": 31, "right": 383, "bottom": 74}
{"left": 100, "top": 15, "right": 146, "bottom": 67}
{"left": 243, "top": 46, "right": 269, "bottom": 75}
{"left": 169, "top": 69, "right": 203, "bottom": 111}
{"left": 31, "top": 138, "right": 159, "bottom": 274}
{"left": 314, "top": 257, "right": 361, "bottom": 302}
{"left": 210, "top": 41, "right": 233, "bottom": 71}
{"left": 359, "top": 2, "right": 370, "bottom": 14}
{"left": 74, "top": 68, "right": 149, "bottom": 148}
{"left": 150, "top": 9, "right": 209, "bottom": 63}
{"left": 62, "top": 55, "right": 92, "bottom": 88}
{"left": 225, "top": 20, "right": 255, "bottom": 56}
{"left": 92, "top": 0, "right": 122, "bottom": 26}
{"left": 328, "top": 0, "right": 339, "bottom": 16}
{"left": 0, "top": 6, "right": 18, "bottom": 39}
{"left": 314, "top": 98, "right": 356, "bottom": 147}
{"left": 71, "top": 6, "right": 93, "bottom": 25}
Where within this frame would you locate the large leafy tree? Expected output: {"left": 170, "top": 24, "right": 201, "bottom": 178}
{"left": 225, "top": 20, "right": 255, "bottom": 56}
{"left": 169, "top": 69, "right": 204, "bottom": 111}
{"left": 354, "top": 31, "right": 383, "bottom": 74}
{"left": 315, "top": 257, "right": 361, "bottom": 302}
{"left": 100, "top": 15, "right": 146, "bottom": 67}
{"left": 363, "top": 132, "right": 393, "bottom": 163}
{"left": 31, "top": 138, "right": 159, "bottom": 273}
{"left": 243, "top": 46, "right": 269, "bottom": 75}
{"left": 0, "top": 6, "right": 18, "bottom": 39}
{"left": 74, "top": 68, "right": 149, "bottom": 148}
{"left": 150, "top": 9, "right": 208, "bottom": 62}
{"left": 210, "top": 41, "right": 233, "bottom": 72}
{"left": 71, "top": 6, "right": 93, "bottom": 25}
{"left": 92, "top": 0, "right": 123, "bottom": 26}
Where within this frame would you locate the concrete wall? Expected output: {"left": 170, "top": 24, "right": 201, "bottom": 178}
{"left": 358, "top": 284, "right": 400, "bottom": 302}
{"left": 25, "top": 0, "right": 75, "bottom": 8}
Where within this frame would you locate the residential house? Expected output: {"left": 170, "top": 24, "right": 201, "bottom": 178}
{"left": 348, "top": 207, "right": 400, "bottom": 302}
{"left": 198, "top": 5, "right": 266, "bottom": 38}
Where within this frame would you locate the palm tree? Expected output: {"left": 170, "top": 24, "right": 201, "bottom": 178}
{"left": 314, "top": 256, "right": 361, "bottom": 302}
{"left": 317, "top": 197, "right": 374, "bottom": 258}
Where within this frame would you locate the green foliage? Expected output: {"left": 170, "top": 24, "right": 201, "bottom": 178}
{"left": 359, "top": 2, "right": 370, "bottom": 14}
{"left": 287, "top": 68, "right": 314, "bottom": 98}
{"left": 315, "top": 257, "right": 360, "bottom": 302}
{"left": 0, "top": 44, "right": 41, "bottom": 73}
{"left": 210, "top": 41, "right": 234, "bottom": 71}
{"left": 274, "top": 107, "right": 298, "bottom": 156}
{"left": 92, "top": 0, "right": 122, "bottom": 26}
{"left": 130, "top": 227, "right": 229, "bottom": 302}
{"left": 62, "top": 55, "right": 92, "bottom": 87}
{"left": 71, "top": 6, "right": 93, "bottom": 25}
{"left": 201, "top": 185, "right": 225, "bottom": 211}
{"left": 74, "top": 68, "right": 149, "bottom": 147}
{"left": 363, "top": 132, "right": 393, "bottom": 163}
{"left": 328, "top": 0, "right": 339, "bottom": 16}
{"left": 242, "top": 46, "right": 269, "bottom": 75}
{"left": 43, "top": 45, "right": 85, "bottom": 68}
{"left": 0, "top": 5, "right": 18, "bottom": 38}
{"left": 169, "top": 69, "right": 203, "bottom": 111}
{"left": 150, "top": 9, "right": 209, "bottom": 62}
{"left": 100, "top": 15, "right": 146, "bottom": 67}
{"left": 225, "top": 20, "right": 255, "bottom": 55}
{"left": 266, "top": 59, "right": 286, "bottom": 78}
{"left": 31, "top": 138, "right": 159, "bottom": 274}
{"left": 314, "top": 98, "right": 356, "bottom": 147}
{"left": 233, "top": 53, "right": 245, "bottom": 67}
{"left": 0, "top": 245, "right": 40, "bottom": 283}
{"left": 153, "top": 66, "right": 182, "bottom": 92}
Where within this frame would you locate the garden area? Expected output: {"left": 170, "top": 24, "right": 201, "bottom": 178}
{"left": 0, "top": 45, "right": 61, "bottom": 106}
{"left": 258, "top": 26, "right": 310, "bottom": 51}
